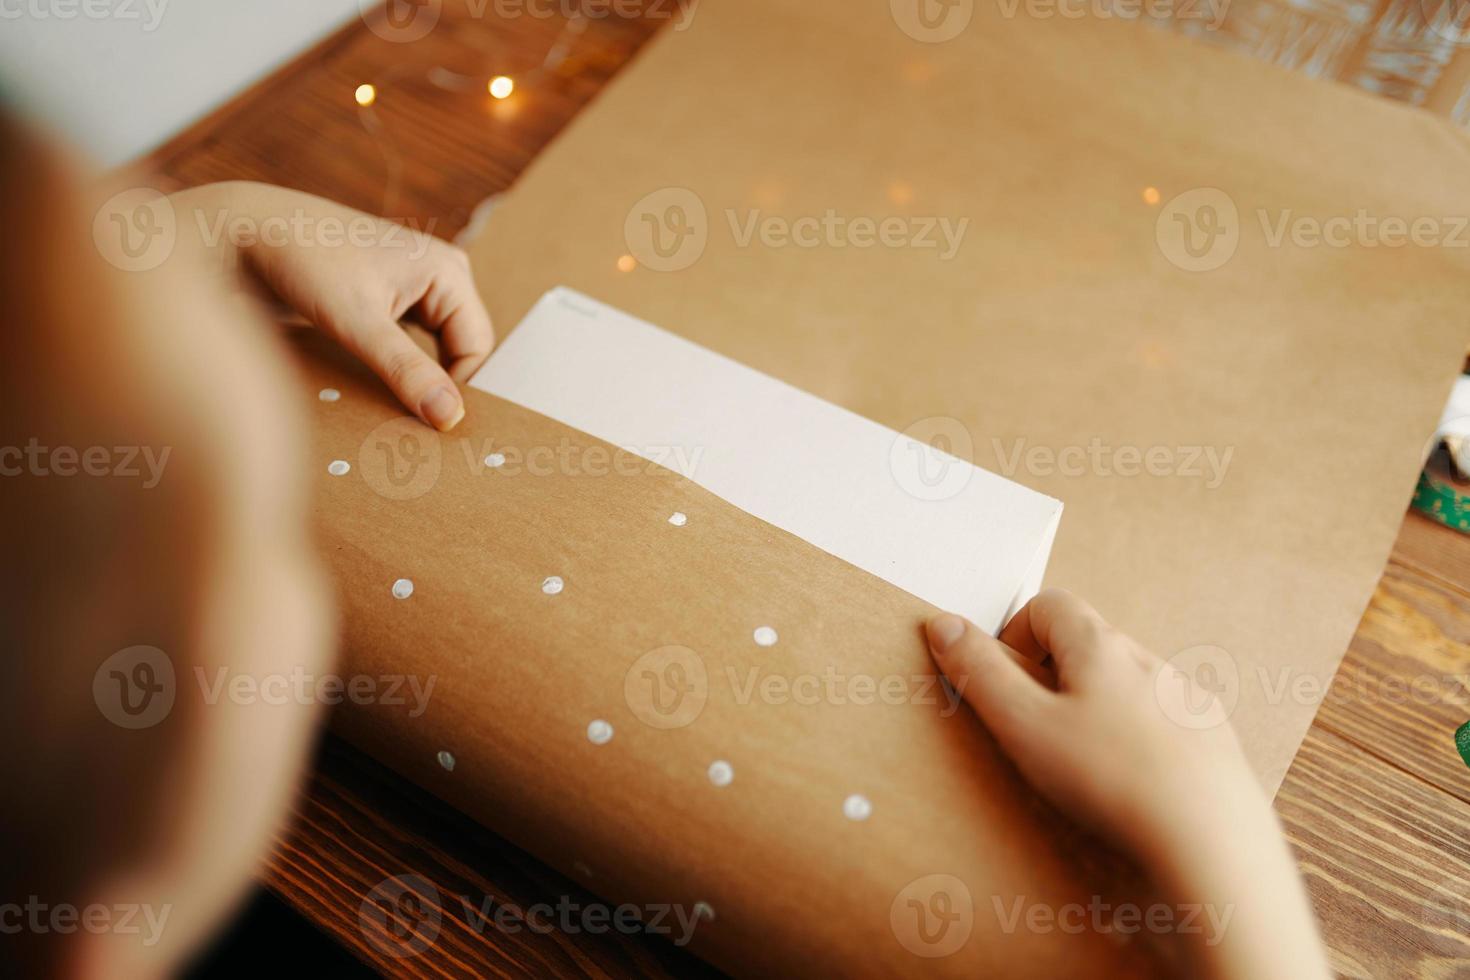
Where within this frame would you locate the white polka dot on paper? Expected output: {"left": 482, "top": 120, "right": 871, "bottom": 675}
{"left": 437, "top": 750, "right": 456, "bottom": 772}
{"left": 753, "top": 626, "right": 778, "bottom": 647}
{"left": 327, "top": 459, "right": 351, "bottom": 476}
{"left": 391, "top": 578, "right": 414, "bottom": 600}
{"left": 693, "top": 901, "right": 715, "bottom": 923}
{"left": 586, "top": 719, "right": 613, "bottom": 745}
{"left": 668, "top": 511, "right": 688, "bottom": 527}
{"left": 318, "top": 388, "right": 341, "bottom": 402}
{"left": 707, "top": 760, "right": 734, "bottom": 787}
{"left": 843, "top": 794, "right": 873, "bottom": 822}
{"left": 484, "top": 452, "right": 506, "bottom": 468}
{"left": 542, "top": 576, "right": 564, "bottom": 595}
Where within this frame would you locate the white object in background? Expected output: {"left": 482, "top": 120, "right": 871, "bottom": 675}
{"left": 1435, "top": 375, "right": 1470, "bottom": 475}
{"left": 0, "top": 2, "right": 358, "bottom": 165}
{"left": 470, "top": 288, "right": 1062, "bottom": 634}
{"left": 1439, "top": 376, "right": 1470, "bottom": 431}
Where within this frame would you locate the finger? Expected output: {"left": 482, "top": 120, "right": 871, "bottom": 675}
{"left": 1022, "top": 588, "right": 1118, "bottom": 684}
{"left": 412, "top": 252, "right": 495, "bottom": 384}
{"left": 998, "top": 603, "right": 1051, "bottom": 667}
{"left": 926, "top": 613, "right": 1053, "bottom": 750}
{"left": 344, "top": 317, "right": 465, "bottom": 431}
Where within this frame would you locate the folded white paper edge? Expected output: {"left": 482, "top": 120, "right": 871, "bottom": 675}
{"left": 470, "top": 287, "right": 1062, "bottom": 634}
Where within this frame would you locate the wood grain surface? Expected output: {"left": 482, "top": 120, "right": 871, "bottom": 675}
{"left": 137, "top": 3, "right": 1470, "bottom": 976}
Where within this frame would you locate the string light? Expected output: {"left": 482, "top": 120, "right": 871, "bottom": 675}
{"left": 616, "top": 254, "right": 636, "bottom": 272}
{"left": 1142, "top": 186, "right": 1161, "bottom": 205}
{"left": 352, "top": 15, "right": 586, "bottom": 215}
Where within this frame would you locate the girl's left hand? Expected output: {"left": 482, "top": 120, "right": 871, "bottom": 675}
{"left": 170, "top": 181, "right": 494, "bottom": 431}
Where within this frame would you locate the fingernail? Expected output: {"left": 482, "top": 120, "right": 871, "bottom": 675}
{"left": 422, "top": 385, "right": 464, "bottom": 431}
{"left": 927, "top": 614, "right": 967, "bottom": 655}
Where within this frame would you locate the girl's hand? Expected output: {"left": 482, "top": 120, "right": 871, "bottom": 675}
{"left": 171, "top": 182, "right": 494, "bottom": 431}
{"left": 926, "top": 590, "right": 1331, "bottom": 980}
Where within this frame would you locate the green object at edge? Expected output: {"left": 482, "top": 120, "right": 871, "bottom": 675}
{"left": 1414, "top": 472, "right": 1470, "bottom": 533}
{"left": 1458, "top": 721, "right": 1470, "bottom": 769}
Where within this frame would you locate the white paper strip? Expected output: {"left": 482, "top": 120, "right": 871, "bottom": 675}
{"left": 470, "top": 287, "right": 1062, "bottom": 633}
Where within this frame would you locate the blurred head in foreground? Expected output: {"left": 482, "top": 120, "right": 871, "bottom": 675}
{"left": 0, "top": 110, "right": 333, "bottom": 978}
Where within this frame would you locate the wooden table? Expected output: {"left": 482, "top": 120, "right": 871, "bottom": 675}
{"left": 143, "top": 4, "right": 1470, "bottom": 976}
